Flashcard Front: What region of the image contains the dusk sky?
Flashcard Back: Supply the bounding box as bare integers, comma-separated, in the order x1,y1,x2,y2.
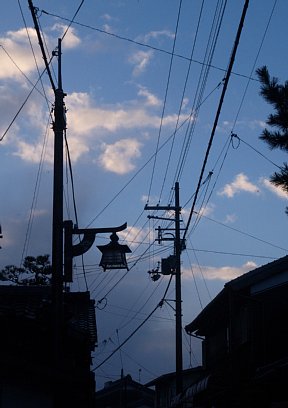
1,0,287,390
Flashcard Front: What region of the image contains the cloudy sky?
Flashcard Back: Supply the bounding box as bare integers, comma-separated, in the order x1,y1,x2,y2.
1,0,288,390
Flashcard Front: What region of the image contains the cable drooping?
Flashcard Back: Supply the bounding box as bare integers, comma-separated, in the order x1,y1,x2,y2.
93,274,173,371
182,0,250,245
61,0,85,42
159,0,205,202
147,0,183,203
41,8,258,82
173,0,227,189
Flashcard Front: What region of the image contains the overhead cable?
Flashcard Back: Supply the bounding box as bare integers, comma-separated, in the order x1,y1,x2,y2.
41,8,258,82
147,0,183,202
182,0,250,244
93,274,173,371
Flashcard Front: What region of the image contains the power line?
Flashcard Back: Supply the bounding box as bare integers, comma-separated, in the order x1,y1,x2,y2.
182,0,250,244
186,247,278,260
159,0,205,201
231,133,282,170
230,0,278,135
61,0,85,41
40,8,259,83
147,0,183,202
194,211,287,252
93,275,173,371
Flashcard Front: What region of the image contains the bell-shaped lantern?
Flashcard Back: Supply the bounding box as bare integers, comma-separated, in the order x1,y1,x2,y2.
97,232,131,271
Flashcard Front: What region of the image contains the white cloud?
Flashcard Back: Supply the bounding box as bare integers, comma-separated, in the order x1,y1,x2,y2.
101,14,113,22
5,88,182,165
50,24,81,49
129,50,154,76
98,138,142,174
218,173,260,198
138,86,161,107
14,138,53,164
0,25,80,82
181,204,215,224
182,97,189,109
67,92,165,134
261,177,288,200
29,209,48,218
119,225,152,249
141,195,160,205
0,28,42,80
182,261,257,282
143,30,175,43
224,213,237,223
197,204,215,218
220,120,266,132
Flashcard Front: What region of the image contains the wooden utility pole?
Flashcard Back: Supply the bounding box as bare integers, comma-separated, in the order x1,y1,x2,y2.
29,3,66,404
145,182,183,395
51,37,66,376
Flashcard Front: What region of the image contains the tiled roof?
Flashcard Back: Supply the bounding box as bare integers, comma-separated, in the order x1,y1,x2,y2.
185,255,288,335
0,286,97,348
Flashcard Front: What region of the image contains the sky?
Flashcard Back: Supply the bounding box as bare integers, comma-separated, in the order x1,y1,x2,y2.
0,0,288,391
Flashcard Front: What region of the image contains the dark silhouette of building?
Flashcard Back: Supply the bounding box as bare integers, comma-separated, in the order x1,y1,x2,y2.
95,374,155,408
146,367,204,408
0,285,96,407
171,255,288,407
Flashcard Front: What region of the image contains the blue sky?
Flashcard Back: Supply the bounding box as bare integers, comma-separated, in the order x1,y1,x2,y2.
1,0,288,390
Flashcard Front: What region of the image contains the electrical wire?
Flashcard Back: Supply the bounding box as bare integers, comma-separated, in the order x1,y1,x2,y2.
20,117,51,266
194,0,279,221
93,274,173,371
61,0,85,41
40,8,258,83
174,0,227,186
0,73,47,142
229,0,278,135
182,0,250,245
0,45,52,104
186,247,278,260
193,211,288,252
159,0,205,201
147,0,183,202
231,134,282,170
64,130,89,291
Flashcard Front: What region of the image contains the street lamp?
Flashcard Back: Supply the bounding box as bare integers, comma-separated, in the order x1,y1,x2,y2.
64,220,131,282
97,232,131,271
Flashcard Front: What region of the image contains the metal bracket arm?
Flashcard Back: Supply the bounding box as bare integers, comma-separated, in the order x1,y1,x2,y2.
63,220,127,282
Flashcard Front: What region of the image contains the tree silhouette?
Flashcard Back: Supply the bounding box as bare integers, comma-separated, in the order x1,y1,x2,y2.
256,66,288,214
0,254,51,285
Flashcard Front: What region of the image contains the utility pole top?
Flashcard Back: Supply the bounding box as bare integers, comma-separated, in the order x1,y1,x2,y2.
144,182,183,395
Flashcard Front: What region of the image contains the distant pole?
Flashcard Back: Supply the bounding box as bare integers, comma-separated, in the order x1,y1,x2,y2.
145,182,183,395
174,182,183,395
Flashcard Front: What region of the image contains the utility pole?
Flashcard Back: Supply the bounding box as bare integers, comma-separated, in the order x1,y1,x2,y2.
29,2,66,404
145,181,183,395
51,37,66,376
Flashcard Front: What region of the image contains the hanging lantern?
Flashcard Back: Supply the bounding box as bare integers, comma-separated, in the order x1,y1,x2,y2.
97,232,131,271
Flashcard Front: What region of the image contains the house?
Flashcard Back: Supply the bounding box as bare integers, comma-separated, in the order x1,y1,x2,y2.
95,373,155,408
0,285,97,407
177,255,288,407
146,367,204,408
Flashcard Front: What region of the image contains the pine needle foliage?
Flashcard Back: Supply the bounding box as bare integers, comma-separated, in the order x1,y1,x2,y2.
256,66,288,213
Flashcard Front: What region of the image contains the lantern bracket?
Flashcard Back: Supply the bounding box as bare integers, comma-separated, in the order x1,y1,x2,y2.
63,220,128,282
